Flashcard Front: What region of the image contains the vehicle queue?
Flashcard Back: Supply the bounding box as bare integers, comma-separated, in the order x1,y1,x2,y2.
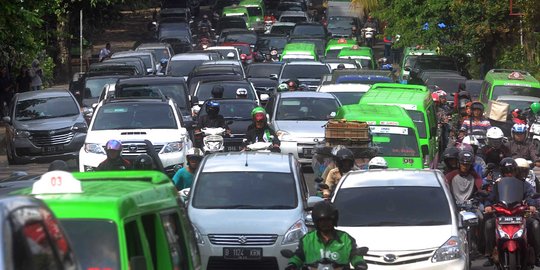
2,0,540,269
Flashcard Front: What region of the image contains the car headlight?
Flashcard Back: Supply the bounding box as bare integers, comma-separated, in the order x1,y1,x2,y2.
531,123,540,135
161,141,184,154
192,224,205,245
71,122,88,132
282,220,308,245
431,236,463,262
15,130,31,138
84,143,106,154
277,130,294,141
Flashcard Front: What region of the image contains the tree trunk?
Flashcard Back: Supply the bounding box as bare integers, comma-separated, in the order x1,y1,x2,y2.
55,11,71,84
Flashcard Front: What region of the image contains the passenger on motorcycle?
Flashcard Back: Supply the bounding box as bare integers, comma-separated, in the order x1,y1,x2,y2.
323,148,358,197
172,148,204,190
516,157,539,190
244,107,280,152
481,127,511,165
97,139,132,171
367,156,388,169
445,150,483,204
461,101,491,133
441,146,460,174
286,201,368,270
506,123,538,161
483,157,540,267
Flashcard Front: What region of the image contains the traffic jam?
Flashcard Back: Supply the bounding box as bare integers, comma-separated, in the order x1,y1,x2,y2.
1,0,540,269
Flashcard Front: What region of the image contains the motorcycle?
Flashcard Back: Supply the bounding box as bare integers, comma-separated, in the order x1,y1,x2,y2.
457,198,481,266
280,247,369,270
179,188,190,207
200,127,227,154
361,27,376,48
263,15,275,33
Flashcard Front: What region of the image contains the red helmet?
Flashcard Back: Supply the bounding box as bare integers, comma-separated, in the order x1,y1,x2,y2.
431,92,440,102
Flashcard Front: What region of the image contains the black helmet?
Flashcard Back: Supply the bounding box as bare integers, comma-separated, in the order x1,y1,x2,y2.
206,100,220,115
500,157,517,176
458,150,474,165
312,201,339,227
211,85,224,99
335,148,354,163
443,147,459,161
471,101,484,112
134,154,154,170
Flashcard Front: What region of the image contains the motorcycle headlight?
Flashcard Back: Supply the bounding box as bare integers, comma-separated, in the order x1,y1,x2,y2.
281,220,308,245
496,224,511,239
431,236,463,262
84,143,106,154
161,141,184,154
277,130,293,141
513,227,525,239
204,135,223,151
192,224,205,245
15,130,31,138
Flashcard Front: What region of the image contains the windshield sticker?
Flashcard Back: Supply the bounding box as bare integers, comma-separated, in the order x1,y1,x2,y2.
370,126,409,135
104,108,128,113
503,82,532,87
379,121,399,126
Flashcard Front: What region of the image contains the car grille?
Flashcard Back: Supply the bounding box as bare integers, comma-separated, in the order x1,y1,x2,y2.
365,249,435,266
30,130,74,146
208,234,278,246
207,256,279,270
120,142,164,155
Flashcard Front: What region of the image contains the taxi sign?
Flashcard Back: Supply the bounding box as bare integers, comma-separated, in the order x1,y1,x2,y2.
370,126,409,135
338,38,347,44
32,171,83,195
508,71,524,80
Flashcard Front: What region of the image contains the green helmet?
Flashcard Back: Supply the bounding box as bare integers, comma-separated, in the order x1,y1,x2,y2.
277,83,288,92
531,102,540,114
251,106,266,117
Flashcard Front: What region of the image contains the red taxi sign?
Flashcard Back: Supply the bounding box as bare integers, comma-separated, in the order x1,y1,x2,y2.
338,38,347,44
32,171,83,195
508,71,524,80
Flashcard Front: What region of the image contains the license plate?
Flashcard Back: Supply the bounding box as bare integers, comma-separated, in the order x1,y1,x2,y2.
226,145,240,152
223,247,262,260
498,216,523,225
302,148,314,157
42,145,64,153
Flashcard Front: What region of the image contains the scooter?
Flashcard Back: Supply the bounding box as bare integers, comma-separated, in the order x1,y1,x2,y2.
280,247,369,270
179,188,190,207
361,27,376,48
200,127,226,154
457,198,481,266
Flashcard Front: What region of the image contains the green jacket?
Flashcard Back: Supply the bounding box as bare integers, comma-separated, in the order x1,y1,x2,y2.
289,230,365,268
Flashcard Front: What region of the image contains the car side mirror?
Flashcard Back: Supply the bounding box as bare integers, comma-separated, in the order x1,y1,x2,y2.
191,96,199,106
91,103,98,109
307,196,324,209
269,74,278,80
404,66,411,72
129,256,147,270
2,116,10,123
260,94,269,102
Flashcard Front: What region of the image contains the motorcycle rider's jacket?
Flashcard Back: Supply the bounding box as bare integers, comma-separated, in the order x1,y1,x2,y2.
288,230,365,268
460,117,491,133
198,19,212,29
245,123,280,145
445,169,483,204
480,145,511,165
197,114,229,130
506,139,538,161
97,157,131,171
484,176,538,207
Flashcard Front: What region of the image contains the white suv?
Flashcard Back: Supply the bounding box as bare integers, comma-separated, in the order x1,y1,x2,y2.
79,97,192,174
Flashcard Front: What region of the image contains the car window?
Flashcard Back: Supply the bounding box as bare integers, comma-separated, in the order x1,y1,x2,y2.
93,103,178,130
15,96,80,121
406,110,427,139
199,101,255,120
270,25,294,35
145,48,171,62
331,92,364,105
281,65,330,80
276,97,338,121
280,16,307,23
192,172,297,209
85,77,119,98
160,212,191,270
370,127,420,157
61,219,120,270
247,65,282,78
125,220,146,267
121,84,188,110
167,60,206,76
492,85,540,101
196,82,255,101
334,186,451,226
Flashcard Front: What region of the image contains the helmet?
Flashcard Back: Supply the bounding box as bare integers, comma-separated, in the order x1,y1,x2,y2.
511,123,528,135
48,160,69,172
435,89,447,98
251,106,266,122
431,92,440,102
515,158,530,180
206,100,220,115
335,148,354,172
211,85,224,98
462,136,479,146
531,102,540,115
368,156,388,169
500,157,517,176
312,201,339,227
470,101,484,112
486,127,504,139
134,154,154,170
287,80,297,89
277,83,288,92
337,63,346,70
442,147,459,170
458,150,474,165
186,148,204,162
105,139,122,151
236,88,248,97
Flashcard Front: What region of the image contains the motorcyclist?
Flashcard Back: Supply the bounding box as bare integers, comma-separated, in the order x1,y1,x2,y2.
445,150,483,204
197,100,230,131
367,156,388,169
506,123,538,161
441,146,460,174
461,101,491,134
363,16,377,30
481,127,511,165
286,201,368,270
97,139,131,171
516,157,538,190
461,136,487,177
133,154,154,170
197,14,212,31
323,148,358,197
172,148,204,190
244,107,280,152
483,157,540,267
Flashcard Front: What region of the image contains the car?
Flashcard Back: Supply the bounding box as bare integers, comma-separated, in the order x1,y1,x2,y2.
267,91,341,163
321,69,395,85
86,62,141,77
409,55,466,81
422,72,467,94
158,22,194,54
167,52,221,80
221,42,255,64
466,79,483,100
193,80,260,106
188,64,246,93
256,34,289,56
3,90,87,165
321,58,361,70
289,22,327,39
278,11,309,23
316,83,369,105
277,2,307,15
103,56,147,75
338,46,376,69
246,62,283,96
0,195,80,269
77,74,129,109
218,29,258,48
135,42,174,63
200,60,247,77
399,47,437,82
288,37,327,58
281,42,318,61
327,16,361,39
325,38,357,58
268,22,296,35
331,169,472,269
78,97,192,174
278,61,331,91
479,69,540,105
188,152,321,270
111,50,158,75
206,46,241,60
159,7,191,23
215,17,249,35
239,0,265,31
221,6,251,29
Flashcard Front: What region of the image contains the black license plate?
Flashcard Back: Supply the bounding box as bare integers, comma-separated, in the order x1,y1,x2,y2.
498,216,523,225
42,145,64,153
223,247,262,260
226,145,240,152
302,148,314,157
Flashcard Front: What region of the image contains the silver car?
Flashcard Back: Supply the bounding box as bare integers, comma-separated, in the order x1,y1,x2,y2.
188,152,321,270
267,91,341,164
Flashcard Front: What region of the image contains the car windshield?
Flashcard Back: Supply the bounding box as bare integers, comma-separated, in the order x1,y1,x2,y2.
330,92,365,105
93,103,178,130
143,48,170,61
370,126,420,157
257,37,288,50
406,110,427,138
327,19,353,30
415,58,457,71
281,65,330,80
280,16,307,23
247,65,282,78
224,33,257,45
292,26,325,36
197,82,255,100
290,39,325,55
85,77,119,98
121,84,188,109
270,25,294,35
326,49,342,58
158,24,189,39
15,96,79,121
199,101,255,120
276,97,339,120
492,85,540,100
61,219,120,270
334,186,451,226
167,60,206,76
192,172,297,209
246,6,262,16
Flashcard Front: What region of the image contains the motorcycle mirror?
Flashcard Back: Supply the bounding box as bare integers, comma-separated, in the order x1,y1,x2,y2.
354,247,369,256
280,249,295,258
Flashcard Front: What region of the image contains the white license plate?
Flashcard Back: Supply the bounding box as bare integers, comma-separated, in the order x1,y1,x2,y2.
223,247,262,260
498,216,523,225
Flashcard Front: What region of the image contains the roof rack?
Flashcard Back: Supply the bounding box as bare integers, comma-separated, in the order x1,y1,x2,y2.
489,69,531,76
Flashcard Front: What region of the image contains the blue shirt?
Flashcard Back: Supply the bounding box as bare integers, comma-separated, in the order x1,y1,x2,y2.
172,167,194,190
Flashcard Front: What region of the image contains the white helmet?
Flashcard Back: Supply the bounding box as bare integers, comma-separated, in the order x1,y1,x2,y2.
462,135,479,146
368,156,388,169
515,158,530,168
486,127,504,139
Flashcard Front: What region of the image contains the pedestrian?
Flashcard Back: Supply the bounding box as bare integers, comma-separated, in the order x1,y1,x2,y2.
383,35,392,60
0,66,14,117
29,59,43,91
99,42,112,62
15,65,31,93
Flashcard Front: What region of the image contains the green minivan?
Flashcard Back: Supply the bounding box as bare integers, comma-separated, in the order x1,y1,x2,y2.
281,42,318,61
17,170,201,270
479,69,540,105
239,0,265,31
338,46,376,69
334,104,424,169
359,83,438,167
222,6,251,29
324,38,356,58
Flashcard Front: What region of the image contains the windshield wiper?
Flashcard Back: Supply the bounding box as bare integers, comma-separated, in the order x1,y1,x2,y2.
220,204,260,209
263,205,294,209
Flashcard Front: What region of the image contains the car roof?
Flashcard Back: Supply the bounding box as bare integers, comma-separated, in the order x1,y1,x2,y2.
496,95,540,102
339,169,443,188
116,76,186,85
284,61,326,66
202,152,292,173
136,42,172,49
16,89,73,101
171,53,212,60
485,69,540,86
279,91,336,99
272,22,296,26
201,60,242,66
206,46,239,51
336,104,416,127
113,51,153,57
280,11,307,16
318,84,370,92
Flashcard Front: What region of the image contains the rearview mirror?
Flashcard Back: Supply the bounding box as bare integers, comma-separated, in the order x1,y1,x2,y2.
269,74,278,80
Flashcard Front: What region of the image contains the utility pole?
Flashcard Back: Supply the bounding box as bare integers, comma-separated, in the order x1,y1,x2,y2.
80,9,83,73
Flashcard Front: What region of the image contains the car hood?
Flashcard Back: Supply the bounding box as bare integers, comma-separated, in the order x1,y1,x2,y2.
338,225,454,251
15,115,83,131
274,120,326,138
190,209,302,235
85,129,187,144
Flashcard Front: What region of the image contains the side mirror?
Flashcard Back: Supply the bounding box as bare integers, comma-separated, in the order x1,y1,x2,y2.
269,74,278,80
2,116,10,123
82,107,93,116
91,103,98,109
260,94,269,102
307,196,324,209
460,211,478,228
129,256,147,270
404,66,411,72
280,249,295,258
191,96,199,106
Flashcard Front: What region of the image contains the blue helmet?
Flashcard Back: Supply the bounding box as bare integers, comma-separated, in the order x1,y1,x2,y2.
206,100,220,115
512,123,527,134
105,139,122,151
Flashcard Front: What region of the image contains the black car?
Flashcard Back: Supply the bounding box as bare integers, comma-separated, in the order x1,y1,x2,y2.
2,90,87,164
78,74,129,108
187,64,245,93
256,34,288,56
289,22,327,39
216,17,248,35
218,29,258,48
327,16,362,38
158,22,194,53
246,62,282,96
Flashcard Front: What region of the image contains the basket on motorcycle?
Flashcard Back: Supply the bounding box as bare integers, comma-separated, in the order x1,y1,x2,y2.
324,119,370,146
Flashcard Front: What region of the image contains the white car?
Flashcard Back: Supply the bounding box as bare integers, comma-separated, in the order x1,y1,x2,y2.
317,83,370,105
331,169,473,270
79,97,192,174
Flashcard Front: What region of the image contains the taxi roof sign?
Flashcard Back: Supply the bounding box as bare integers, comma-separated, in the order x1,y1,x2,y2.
508,71,525,80
338,38,347,44
32,171,83,195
